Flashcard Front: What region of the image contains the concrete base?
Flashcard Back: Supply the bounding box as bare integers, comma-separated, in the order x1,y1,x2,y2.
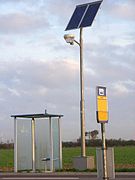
73,156,95,170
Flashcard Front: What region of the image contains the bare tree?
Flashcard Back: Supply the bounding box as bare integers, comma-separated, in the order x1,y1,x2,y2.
85,130,99,140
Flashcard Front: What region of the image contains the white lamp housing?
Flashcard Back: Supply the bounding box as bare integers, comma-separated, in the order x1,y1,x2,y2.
64,34,75,45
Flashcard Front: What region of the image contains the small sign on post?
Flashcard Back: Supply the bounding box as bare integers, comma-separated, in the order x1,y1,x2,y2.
96,86,108,180
96,86,108,123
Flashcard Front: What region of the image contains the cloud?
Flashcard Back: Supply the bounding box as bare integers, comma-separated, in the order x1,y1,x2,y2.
85,40,135,85
0,59,80,140
0,0,135,141
113,1,135,20
8,88,21,97
0,58,79,93
0,0,39,6
110,80,135,96
0,12,49,34
0,37,14,46
103,0,135,21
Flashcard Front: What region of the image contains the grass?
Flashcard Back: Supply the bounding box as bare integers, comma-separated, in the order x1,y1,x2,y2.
62,146,135,170
114,146,135,164
62,147,96,169
0,146,135,171
114,146,135,170
0,149,14,171
0,149,14,167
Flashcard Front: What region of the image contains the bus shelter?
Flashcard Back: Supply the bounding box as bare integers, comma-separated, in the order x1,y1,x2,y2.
11,111,63,172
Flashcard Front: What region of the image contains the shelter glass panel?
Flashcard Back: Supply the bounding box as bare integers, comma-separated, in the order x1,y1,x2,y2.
17,119,32,170
52,118,60,169
35,119,50,170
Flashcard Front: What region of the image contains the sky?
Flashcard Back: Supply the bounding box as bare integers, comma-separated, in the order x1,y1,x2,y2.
0,0,135,142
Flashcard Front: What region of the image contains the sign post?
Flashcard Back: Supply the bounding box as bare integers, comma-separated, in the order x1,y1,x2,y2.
96,86,108,180
101,123,108,180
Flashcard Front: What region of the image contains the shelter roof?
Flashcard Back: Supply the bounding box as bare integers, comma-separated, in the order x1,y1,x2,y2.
11,111,63,119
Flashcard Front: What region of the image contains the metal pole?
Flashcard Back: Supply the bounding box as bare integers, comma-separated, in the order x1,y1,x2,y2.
14,117,17,172
32,118,36,172
49,117,54,171
80,27,86,157
101,123,108,180
58,117,62,169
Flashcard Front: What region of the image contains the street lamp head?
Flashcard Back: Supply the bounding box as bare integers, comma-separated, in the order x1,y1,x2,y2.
64,34,75,45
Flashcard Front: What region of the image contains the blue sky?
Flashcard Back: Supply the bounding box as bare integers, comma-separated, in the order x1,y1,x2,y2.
0,0,135,141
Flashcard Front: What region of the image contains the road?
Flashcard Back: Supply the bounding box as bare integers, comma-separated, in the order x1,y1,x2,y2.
0,173,135,180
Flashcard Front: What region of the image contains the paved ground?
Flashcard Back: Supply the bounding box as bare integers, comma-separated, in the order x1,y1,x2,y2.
0,172,135,180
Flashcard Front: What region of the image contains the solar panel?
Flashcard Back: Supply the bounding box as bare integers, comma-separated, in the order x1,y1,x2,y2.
65,4,88,31
65,1,102,31
80,1,102,28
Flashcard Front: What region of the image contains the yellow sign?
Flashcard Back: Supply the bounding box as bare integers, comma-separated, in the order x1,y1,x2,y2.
96,86,108,123
97,97,108,112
